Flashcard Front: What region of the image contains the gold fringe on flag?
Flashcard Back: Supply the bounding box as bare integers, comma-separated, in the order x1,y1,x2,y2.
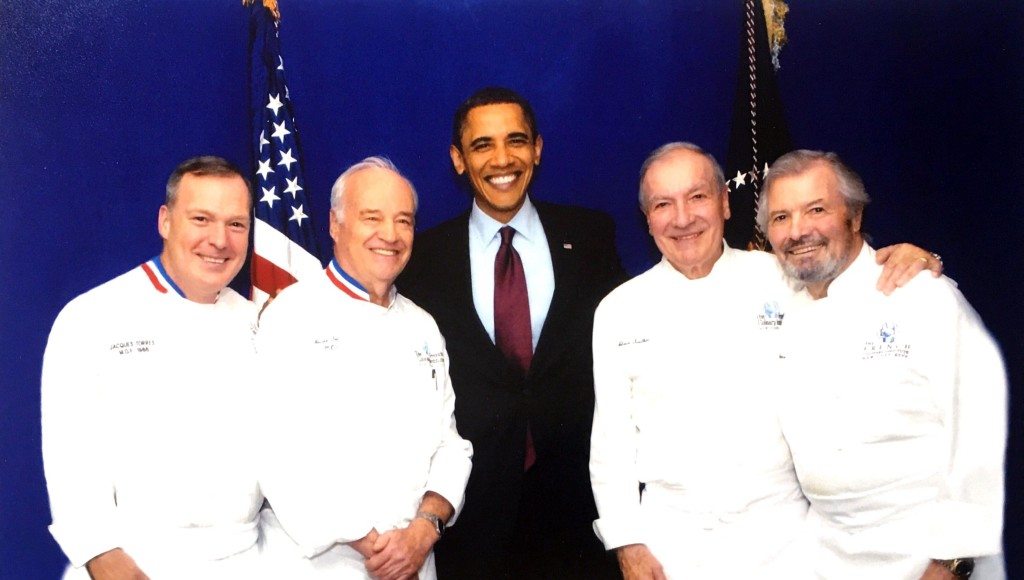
761,0,788,70
242,0,281,22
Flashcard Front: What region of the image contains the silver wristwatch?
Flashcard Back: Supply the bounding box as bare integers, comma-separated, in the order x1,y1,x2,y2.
416,511,446,539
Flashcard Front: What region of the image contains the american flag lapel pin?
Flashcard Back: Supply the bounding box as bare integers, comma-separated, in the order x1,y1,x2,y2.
563,242,573,250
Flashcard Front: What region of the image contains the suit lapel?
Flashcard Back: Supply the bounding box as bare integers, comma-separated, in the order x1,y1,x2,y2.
530,203,579,377
446,212,519,381
447,213,492,343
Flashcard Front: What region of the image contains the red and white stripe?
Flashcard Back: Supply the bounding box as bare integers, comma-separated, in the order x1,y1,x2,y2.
251,218,323,306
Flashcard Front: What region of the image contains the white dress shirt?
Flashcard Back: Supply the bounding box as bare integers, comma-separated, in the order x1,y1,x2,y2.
468,195,554,350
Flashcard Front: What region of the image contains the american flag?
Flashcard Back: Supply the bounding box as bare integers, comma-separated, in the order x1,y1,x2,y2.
248,1,323,305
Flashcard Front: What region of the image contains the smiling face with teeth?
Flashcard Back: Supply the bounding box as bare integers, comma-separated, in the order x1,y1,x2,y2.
765,161,863,298
450,103,543,224
157,173,251,304
330,166,416,306
641,148,731,279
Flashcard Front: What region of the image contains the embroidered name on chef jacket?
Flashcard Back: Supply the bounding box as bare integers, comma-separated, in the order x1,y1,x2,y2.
416,349,446,366
109,339,157,356
616,337,650,347
413,346,446,391
415,346,446,390
313,336,342,351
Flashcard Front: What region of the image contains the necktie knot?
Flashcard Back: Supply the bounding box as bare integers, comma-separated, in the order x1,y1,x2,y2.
499,225,516,247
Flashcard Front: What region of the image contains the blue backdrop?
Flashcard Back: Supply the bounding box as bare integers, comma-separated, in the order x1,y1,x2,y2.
2,1,1021,577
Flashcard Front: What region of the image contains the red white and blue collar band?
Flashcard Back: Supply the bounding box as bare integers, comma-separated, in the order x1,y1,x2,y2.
325,258,370,302
141,257,186,298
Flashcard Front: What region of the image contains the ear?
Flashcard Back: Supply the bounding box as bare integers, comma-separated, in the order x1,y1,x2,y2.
533,134,544,165
642,201,654,232
721,186,731,221
328,210,342,244
449,145,466,175
851,207,863,233
157,205,171,240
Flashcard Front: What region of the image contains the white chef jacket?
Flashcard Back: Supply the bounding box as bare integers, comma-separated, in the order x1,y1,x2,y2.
41,258,264,579
590,245,811,579
256,259,473,579
776,243,1006,579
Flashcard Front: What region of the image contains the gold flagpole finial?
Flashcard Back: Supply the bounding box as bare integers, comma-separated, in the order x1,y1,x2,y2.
242,0,281,22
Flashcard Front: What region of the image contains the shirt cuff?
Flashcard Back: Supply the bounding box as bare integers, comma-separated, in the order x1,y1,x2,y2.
592,511,646,551
49,520,120,569
923,500,1003,559
423,477,467,526
423,447,472,525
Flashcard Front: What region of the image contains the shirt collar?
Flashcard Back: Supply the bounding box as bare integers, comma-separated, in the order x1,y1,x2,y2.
656,239,735,280
142,256,187,299
818,240,873,300
325,257,370,301
325,257,397,307
469,194,543,248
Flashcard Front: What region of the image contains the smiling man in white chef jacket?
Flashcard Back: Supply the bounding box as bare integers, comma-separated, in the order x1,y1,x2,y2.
257,156,473,580
759,149,1006,580
589,142,944,580
41,156,265,579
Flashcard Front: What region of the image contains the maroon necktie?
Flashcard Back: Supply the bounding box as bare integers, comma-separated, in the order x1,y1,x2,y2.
494,226,536,470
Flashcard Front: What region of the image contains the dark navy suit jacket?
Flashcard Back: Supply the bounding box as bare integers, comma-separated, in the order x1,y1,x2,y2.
398,198,626,579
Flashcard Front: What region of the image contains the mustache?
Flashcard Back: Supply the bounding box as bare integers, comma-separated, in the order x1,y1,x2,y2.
781,234,827,253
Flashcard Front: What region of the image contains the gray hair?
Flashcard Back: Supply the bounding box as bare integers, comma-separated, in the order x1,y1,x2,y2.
166,156,249,208
330,156,419,221
757,149,870,233
637,142,726,211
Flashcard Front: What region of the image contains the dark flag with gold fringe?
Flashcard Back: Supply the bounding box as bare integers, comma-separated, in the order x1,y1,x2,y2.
245,0,324,307
724,0,793,251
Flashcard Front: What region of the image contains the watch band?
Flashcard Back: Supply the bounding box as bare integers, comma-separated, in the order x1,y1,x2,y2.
415,511,446,539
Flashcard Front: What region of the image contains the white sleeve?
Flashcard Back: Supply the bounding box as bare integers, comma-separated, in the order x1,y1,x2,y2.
41,302,121,567
589,298,645,550
423,339,473,525
924,286,1006,559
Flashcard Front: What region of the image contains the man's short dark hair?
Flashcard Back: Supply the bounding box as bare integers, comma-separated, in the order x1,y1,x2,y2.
451,86,539,150
165,156,250,208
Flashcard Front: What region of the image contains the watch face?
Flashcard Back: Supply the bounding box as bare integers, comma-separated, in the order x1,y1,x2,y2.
950,558,974,578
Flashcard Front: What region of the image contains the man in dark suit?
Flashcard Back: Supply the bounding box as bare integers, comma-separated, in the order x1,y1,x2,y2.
398,87,626,579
